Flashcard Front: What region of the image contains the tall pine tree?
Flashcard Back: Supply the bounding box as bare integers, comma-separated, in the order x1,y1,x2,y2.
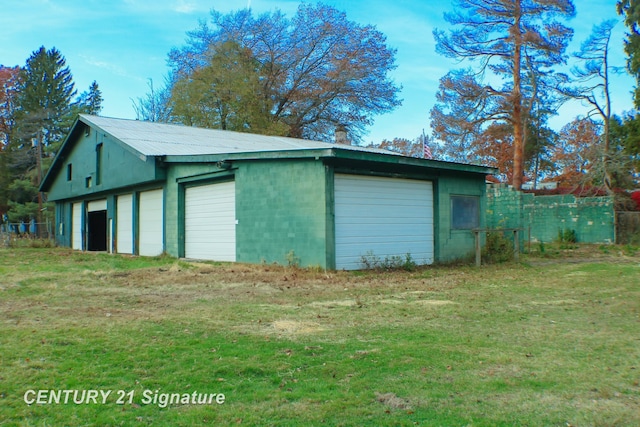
431,0,575,189
8,47,76,223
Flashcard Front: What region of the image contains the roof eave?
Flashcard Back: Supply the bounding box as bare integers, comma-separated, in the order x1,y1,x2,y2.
163,146,497,175
331,148,497,175
163,148,336,163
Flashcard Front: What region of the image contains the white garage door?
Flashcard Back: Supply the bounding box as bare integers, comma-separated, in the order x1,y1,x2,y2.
139,189,164,256
334,174,434,270
185,181,236,261
87,199,107,212
72,202,83,250
116,194,133,254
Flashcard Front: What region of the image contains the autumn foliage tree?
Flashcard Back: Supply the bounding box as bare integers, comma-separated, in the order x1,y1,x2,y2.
167,4,401,142
431,0,575,189
473,123,516,183
0,65,22,212
0,66,21,147
374,133,437,159
171,40,287,135
552,118,601,188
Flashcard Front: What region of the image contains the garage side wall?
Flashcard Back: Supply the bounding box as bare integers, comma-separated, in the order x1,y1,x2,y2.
435,174,487,262
235,159,328,268
46,130,161,202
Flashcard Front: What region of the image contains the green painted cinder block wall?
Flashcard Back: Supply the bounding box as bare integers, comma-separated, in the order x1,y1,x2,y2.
486,185,615,244
164,162,232,258
163,159,330,267
46,130,161,202
525,195,615,243
235,159,329,268
434,174,487,262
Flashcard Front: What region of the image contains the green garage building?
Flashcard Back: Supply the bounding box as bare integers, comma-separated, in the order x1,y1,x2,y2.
40,115,494,270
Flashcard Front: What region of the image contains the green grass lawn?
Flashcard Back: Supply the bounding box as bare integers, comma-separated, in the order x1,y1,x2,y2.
1,247,639,426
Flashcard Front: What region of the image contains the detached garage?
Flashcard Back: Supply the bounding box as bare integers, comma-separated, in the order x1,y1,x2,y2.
41,115,494,270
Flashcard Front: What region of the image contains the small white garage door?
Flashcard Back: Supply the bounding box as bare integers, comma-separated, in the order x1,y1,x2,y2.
185,181,236,261
72,202,83,250
334,174,434,270
139,189,164,256
116,194,133,254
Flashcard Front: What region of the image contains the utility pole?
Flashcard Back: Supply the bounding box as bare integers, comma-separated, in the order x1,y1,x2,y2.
35,129,43,237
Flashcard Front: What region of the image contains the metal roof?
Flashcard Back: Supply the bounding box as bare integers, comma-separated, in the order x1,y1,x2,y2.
80,114,399,157
40,114,497,193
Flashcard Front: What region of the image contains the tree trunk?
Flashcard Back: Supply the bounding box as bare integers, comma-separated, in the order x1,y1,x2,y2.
512,0,524,190
36,129,43,237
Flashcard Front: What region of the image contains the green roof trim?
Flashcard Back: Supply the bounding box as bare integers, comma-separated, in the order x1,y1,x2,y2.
164,148,496,175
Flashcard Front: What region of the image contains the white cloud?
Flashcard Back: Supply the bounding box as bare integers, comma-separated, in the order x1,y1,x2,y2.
174,0,197,13
79,55,132,78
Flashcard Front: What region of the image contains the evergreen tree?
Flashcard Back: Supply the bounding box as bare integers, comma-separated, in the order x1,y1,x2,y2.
76,81,103,115
617,0,640,107
9,47,77,223
16,47,76,147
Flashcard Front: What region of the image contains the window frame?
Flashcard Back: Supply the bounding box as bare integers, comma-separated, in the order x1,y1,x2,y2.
450,195,480,230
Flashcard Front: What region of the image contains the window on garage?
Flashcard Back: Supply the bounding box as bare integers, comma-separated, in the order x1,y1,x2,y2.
451,195,479,229
96,143,103,185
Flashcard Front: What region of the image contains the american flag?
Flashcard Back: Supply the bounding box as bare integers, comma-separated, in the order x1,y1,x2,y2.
422,131,432,159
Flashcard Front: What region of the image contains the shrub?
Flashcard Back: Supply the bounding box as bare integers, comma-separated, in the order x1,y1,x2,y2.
556,228,578,249
285,250,300,268
482,231,514,263
360,251,417,271
557,228,577,244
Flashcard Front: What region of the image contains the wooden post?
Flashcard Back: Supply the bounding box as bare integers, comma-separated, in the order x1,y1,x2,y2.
514,229,520,262
475,230,481,266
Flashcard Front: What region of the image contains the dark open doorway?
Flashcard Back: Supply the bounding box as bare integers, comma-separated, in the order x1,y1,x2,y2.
88,210,107,251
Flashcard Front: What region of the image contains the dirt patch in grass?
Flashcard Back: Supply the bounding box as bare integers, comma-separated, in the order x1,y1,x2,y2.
375,392,412,410
270,320,325,335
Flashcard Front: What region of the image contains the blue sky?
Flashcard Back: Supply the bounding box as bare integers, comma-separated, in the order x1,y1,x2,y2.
0,0,635,145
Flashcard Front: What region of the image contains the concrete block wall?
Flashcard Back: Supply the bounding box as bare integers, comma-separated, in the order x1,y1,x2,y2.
487,184,615,244
525,195,614,243
235,159,329,268
486,184,525,230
